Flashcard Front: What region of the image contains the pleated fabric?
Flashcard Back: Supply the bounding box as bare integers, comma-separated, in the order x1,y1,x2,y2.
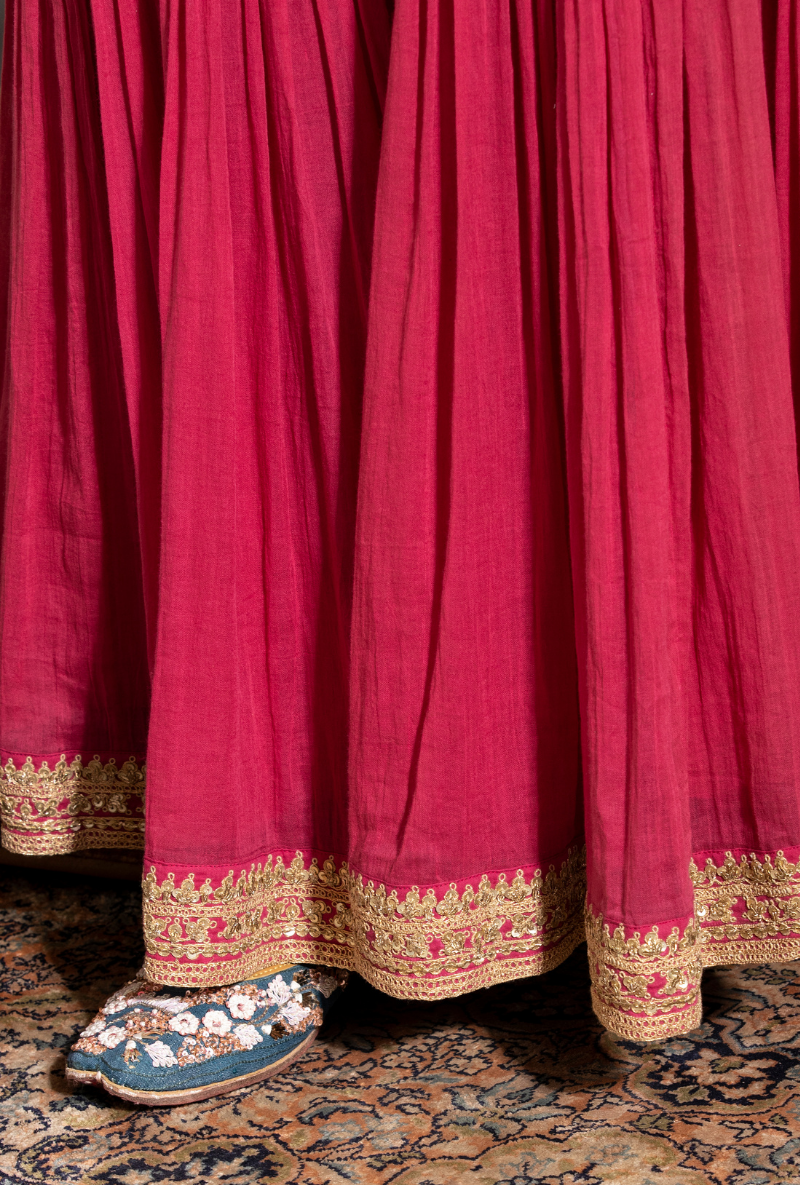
3,0,800,1039
558,0,800,1036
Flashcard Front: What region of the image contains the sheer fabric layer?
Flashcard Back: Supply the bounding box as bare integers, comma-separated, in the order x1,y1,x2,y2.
3,0,800,1040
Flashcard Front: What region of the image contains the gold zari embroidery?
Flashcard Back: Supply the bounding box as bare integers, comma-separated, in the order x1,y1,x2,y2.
142,848,587,998
7,748,800,1039
0,754,146,854
691,849,800,951
586,849,800,1042
141,846,800,1025
585,907,704,1041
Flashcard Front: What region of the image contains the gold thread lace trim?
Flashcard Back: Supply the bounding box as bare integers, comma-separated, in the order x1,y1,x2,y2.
691,849,800,952
141,846,800,1019
73,832,800,1032
586,849,800,1041
0,754,146,855
585,906,704,1040
141,848,587,996
591,990,703,1042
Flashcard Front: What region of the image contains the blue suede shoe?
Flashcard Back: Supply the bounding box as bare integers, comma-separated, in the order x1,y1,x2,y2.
65,965,348,1105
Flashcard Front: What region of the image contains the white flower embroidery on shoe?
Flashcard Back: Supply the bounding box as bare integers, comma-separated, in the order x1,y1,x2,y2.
102,988,141,1016
227,992,257,1020
266,977,292,1007
147,1040,178,1067
71,967,344,1073
202,1010,232,1036
169,1012,200,1035
280,999,311,1028
81,1017,107,1038
97,1026,127,1049
101,981,196,1018
233,1024,263,1049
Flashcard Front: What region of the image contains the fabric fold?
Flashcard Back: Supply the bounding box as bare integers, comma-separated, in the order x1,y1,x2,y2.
4,0,800,1039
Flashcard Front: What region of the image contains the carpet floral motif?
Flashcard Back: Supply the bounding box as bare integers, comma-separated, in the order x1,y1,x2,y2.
2,869,800,1183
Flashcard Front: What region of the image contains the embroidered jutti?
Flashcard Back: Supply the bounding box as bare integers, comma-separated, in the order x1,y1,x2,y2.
3,0,800,1042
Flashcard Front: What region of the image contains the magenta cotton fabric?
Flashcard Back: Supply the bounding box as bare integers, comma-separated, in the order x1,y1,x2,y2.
3,0,800,1038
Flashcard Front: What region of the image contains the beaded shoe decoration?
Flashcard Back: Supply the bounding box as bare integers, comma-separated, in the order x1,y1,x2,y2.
65,964,349,1105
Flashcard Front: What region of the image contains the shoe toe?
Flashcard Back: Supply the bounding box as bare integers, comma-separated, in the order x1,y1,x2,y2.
65,964,348,1104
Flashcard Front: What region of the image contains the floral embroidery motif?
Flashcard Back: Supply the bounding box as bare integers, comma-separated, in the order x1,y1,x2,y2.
233,1024,262,1049
170,1012,199,1035
71,967,343,1069
691,850,800,958
202,1010,232,1036
43,794,800,1045
227,993,256,1019
0,754,145,854
586,850,800,1041
585,908,704,1041
97,1026,127,1049
141,848,588,999
147,1041,178,1067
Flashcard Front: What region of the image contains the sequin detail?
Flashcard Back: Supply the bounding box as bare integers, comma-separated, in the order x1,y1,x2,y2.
71,967,343,1068
0,754,145,854
587,850,800,1040
141,848,587,998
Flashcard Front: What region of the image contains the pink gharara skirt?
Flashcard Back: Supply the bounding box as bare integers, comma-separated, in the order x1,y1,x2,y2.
3,0,800,1040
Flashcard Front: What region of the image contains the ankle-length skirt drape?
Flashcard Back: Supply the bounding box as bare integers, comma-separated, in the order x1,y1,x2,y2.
3,0,800,1041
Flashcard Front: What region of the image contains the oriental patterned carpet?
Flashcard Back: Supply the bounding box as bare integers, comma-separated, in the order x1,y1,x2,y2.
2,870,800,1184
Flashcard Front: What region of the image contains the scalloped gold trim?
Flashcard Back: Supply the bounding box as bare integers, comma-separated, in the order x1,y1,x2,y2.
691,849,800,946
591,988,703,1042
0,754,146,854
11,761,797,1036
585,907,704,1041
586,849,800,1041
141,848,588,996
141,846,800,1021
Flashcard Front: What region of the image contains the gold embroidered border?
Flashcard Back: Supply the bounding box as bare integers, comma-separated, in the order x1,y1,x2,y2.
138,843,800,1030
587,849,800,1041
141,848,587,997
0,755,146,855
691,849,800,956
585,907,704,1042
